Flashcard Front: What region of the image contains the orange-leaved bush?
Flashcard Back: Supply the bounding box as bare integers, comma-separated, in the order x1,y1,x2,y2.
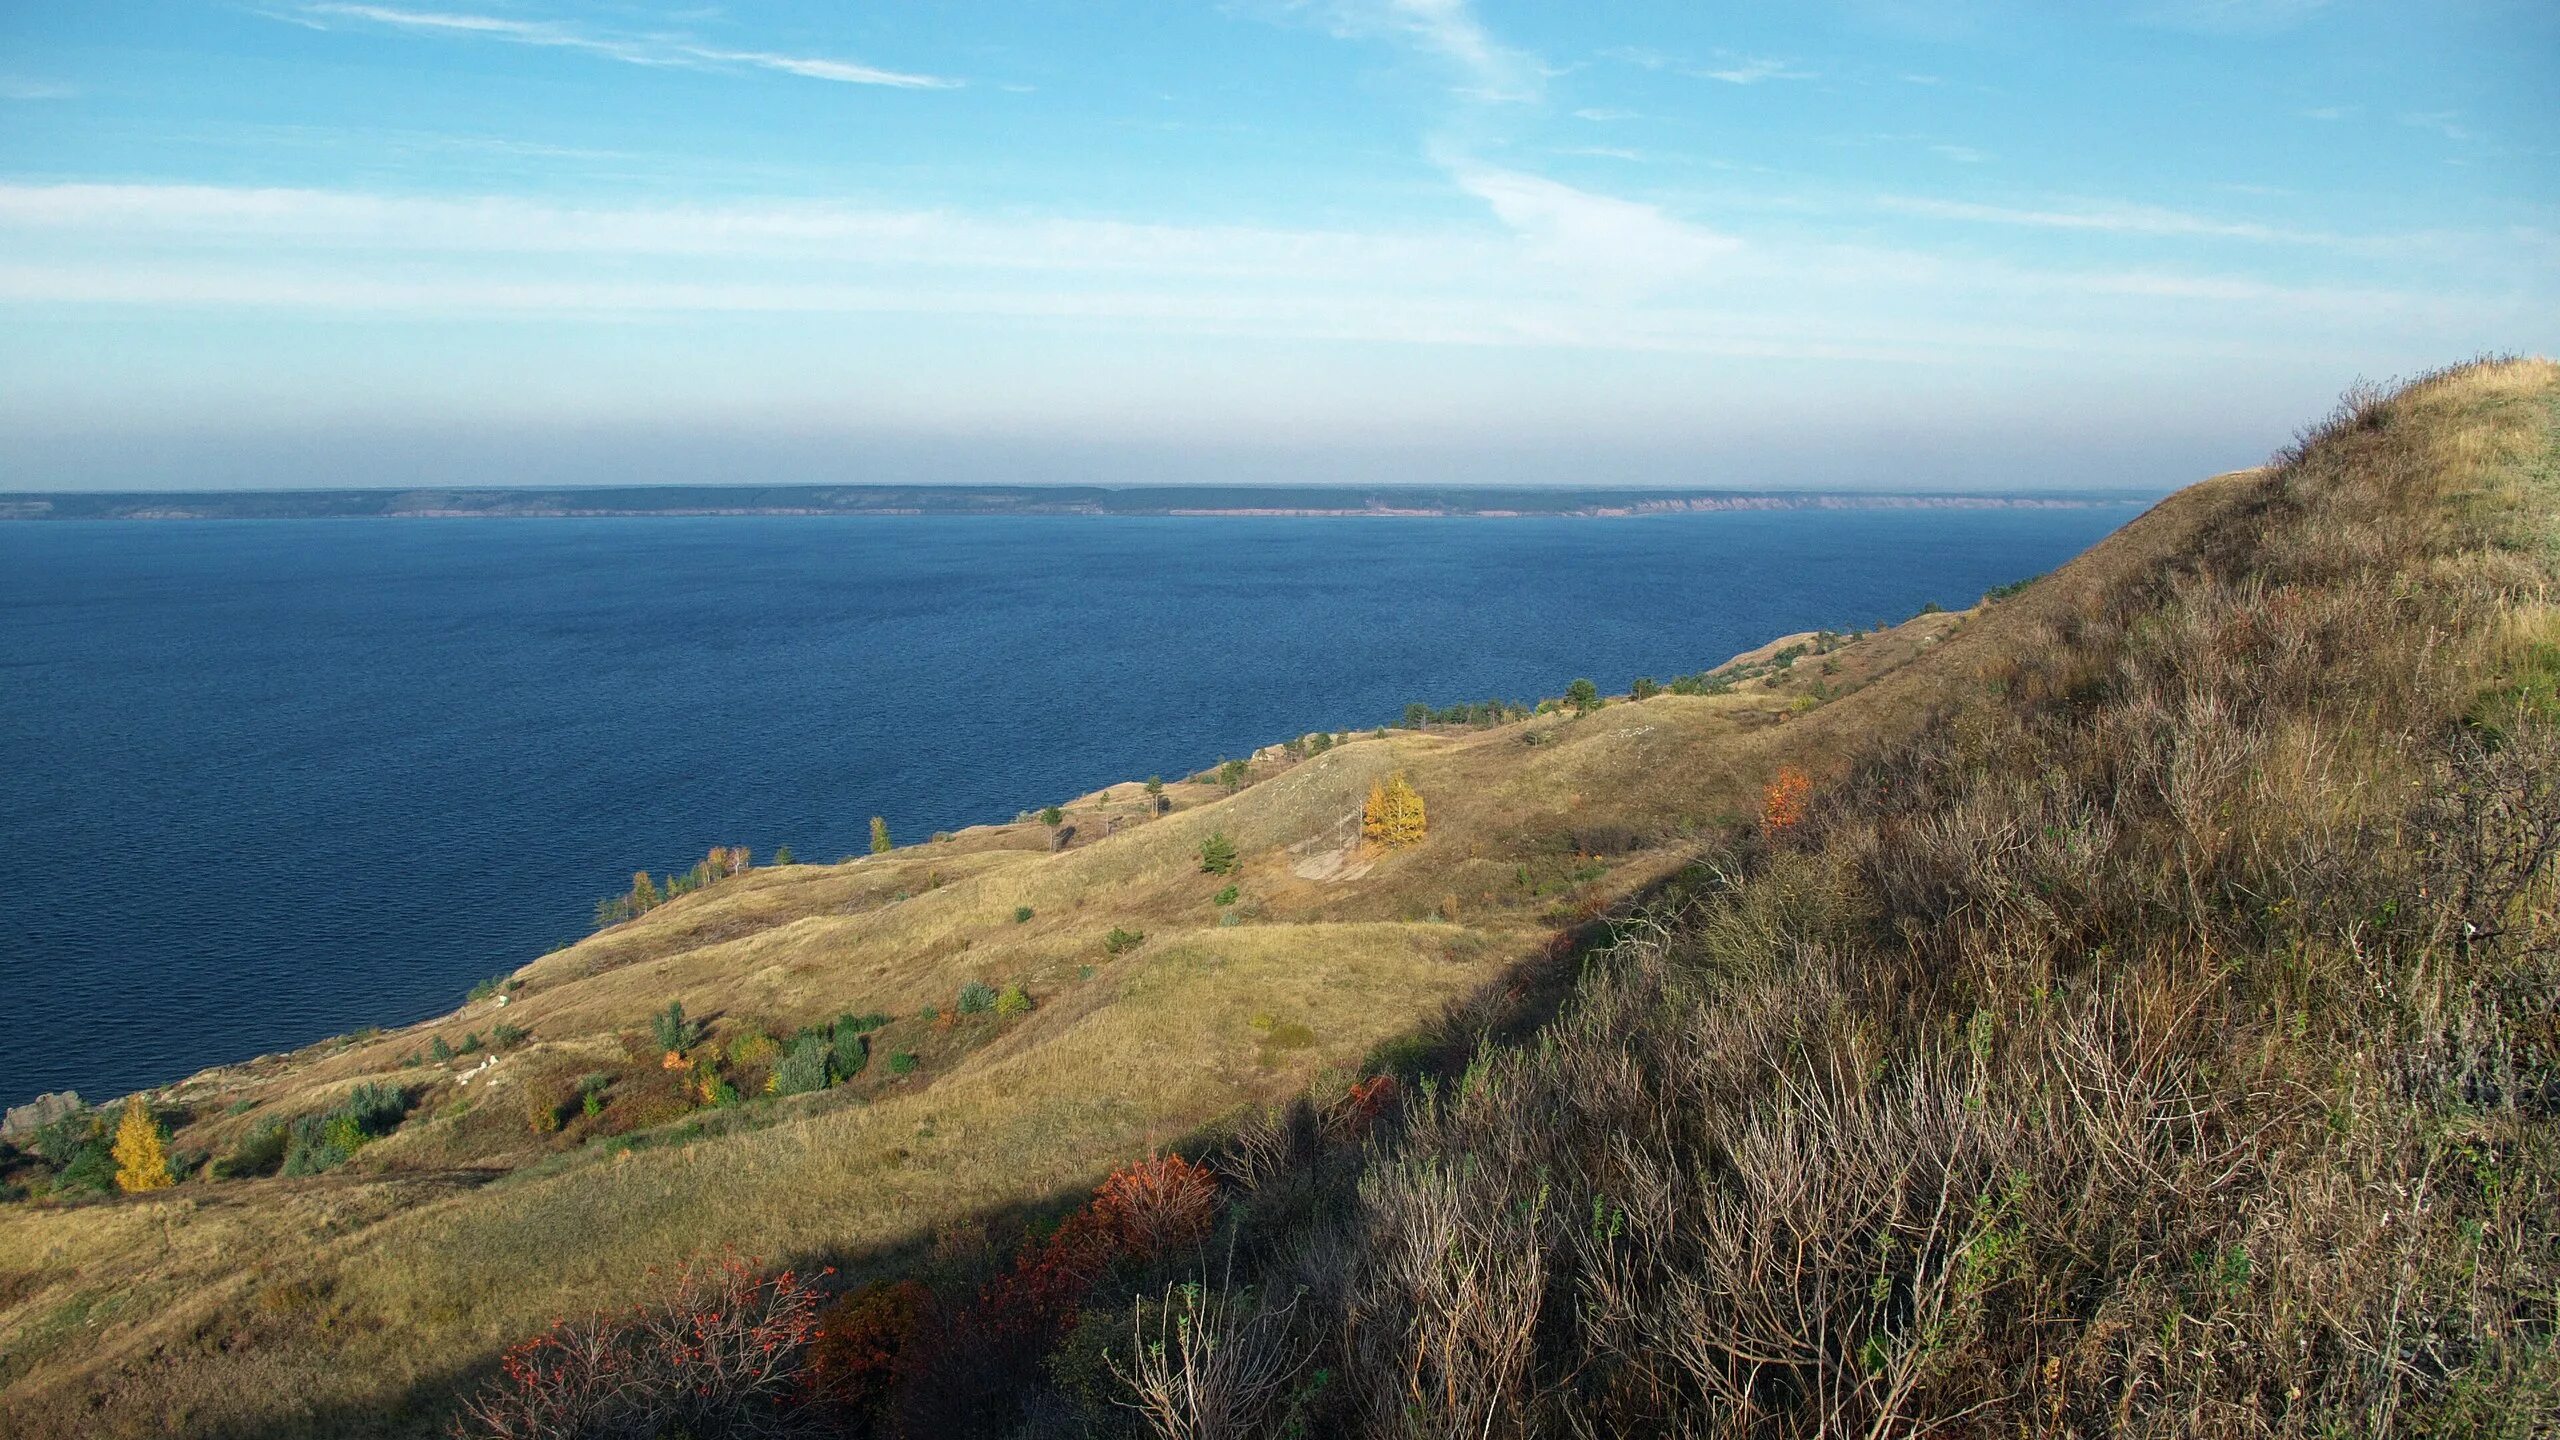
1761,763,1812,835
1093,1152,1220,1260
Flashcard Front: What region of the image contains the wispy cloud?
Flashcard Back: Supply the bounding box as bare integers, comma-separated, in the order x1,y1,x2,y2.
2401,110,2475,142
1440,159,1741,286
0,77,80,101
1573,107,1636,121
1929,144,1990,164
0,180,2518,371
2299,105,2353,121
2134,0,2334,35
294,4,960,88
1293,0,1543,101
1603,47,1815,85
1883,194,2327,243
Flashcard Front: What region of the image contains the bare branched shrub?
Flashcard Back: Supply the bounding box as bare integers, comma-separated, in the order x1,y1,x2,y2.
1113,1284,1305,1440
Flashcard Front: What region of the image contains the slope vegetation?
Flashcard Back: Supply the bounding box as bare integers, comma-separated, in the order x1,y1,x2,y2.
1141,358,2560,1437
5,358,2552,1439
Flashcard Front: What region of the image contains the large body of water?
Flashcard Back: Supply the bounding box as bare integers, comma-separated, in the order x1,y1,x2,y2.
0,506,2142,1106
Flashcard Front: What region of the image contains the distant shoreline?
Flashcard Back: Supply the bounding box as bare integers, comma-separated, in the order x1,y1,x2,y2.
0,484,2157,522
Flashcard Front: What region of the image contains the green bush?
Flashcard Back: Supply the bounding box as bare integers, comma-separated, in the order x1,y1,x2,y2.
995,984,1033,1018
1213,884,1240,907
957,981,997,1015
281,1083,410,1176
649,1001,700,1054
429,1036,452,1062
28,1109,113,1195
1014,905,1035,923
466,975,507,1003
492,1021,529,1049
217,1118,290,1179
772,1034,833,1096
834,1011,891,1038
1198,832,1239,875
1566,678,1600,713
834,1031,871,1078
1104,927,1146,955
887,1052,920,1077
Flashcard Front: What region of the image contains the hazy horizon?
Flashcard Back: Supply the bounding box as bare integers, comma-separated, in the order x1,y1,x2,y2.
2,1,2551,492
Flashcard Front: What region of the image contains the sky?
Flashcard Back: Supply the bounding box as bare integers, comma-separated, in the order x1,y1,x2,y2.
0,1,2551,492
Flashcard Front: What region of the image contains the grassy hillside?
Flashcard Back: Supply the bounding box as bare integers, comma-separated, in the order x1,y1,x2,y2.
3,357,2553,1438
0,502,1973,1434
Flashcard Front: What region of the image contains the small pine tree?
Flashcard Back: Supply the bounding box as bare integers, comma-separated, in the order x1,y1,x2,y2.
1041,806,1064,828
1362,772,1427,848
112,1098,174,1192
1218,758,1249,790
870,816,892,854
773,845,794,866
631,870,661,911
1198,832,1239,875
1632,676,1661,700
1566,679,1601,714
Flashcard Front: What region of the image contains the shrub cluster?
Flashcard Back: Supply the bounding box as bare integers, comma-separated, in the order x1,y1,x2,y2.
594,846,753,928
279,1083,409,1176
454,1251,827,1439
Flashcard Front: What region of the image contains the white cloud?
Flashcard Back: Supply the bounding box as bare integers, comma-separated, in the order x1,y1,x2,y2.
2298,105,2353,121
2401,111,2475,142
1929,144,1990,164
1881,195,2332,243
0,180,2522,371
296,4,959,88
1602,47,1813,84
0,77,80,100
1441,160,1741,285
1696,57,1815,85
1573,107,1636,121
1299,0,1542,101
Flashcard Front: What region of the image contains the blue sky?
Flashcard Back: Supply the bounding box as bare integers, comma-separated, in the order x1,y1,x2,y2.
0,1,2550,491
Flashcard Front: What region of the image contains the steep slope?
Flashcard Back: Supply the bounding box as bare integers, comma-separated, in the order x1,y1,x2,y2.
1126,359,2560,1437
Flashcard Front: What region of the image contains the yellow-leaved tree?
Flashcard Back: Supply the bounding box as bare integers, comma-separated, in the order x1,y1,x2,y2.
1363,772,1427,848
113,1097,174,1193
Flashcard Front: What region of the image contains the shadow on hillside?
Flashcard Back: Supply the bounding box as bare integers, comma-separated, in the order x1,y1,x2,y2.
394,858,1719,1438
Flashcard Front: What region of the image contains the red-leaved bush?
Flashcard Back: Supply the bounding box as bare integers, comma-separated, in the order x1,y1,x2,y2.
1332,1073,1399,1139
452,1251,827,1440
1091,1153,1218,1260
807,1278,930,1416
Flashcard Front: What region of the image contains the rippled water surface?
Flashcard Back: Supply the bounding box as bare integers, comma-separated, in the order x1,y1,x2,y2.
0,506,2142,1104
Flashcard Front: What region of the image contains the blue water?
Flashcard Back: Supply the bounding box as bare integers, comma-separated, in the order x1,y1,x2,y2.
0,506,2141,1105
